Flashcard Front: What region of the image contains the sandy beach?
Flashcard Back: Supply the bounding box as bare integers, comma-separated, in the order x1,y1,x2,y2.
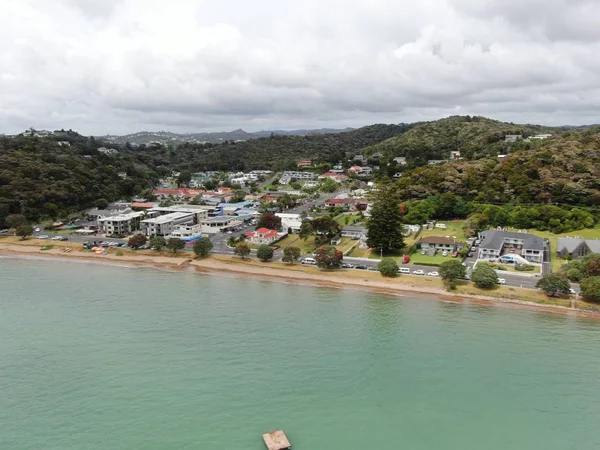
1,239,599,319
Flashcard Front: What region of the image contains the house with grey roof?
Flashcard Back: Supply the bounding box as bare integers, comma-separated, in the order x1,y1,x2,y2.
556,238,600,259
477,230,545,264
341,225,367,239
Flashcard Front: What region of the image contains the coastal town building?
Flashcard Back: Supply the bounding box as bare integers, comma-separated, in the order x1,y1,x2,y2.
417,236,464,255
393,157,407,165
168,223,204,242
505,135,523,143
276,213,304,233
201,216,242,234
341,226,367,239
477,230,545,264
556,237,600,259
98,211,145,235
245,228,279,245
141,212,194,237
296,159,312,167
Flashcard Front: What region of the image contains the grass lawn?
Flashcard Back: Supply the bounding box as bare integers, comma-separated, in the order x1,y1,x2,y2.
336,237,356,254
409,252,454,266
491,264,541,274
404,220,468,247
334,213,364,227
347,246,372,258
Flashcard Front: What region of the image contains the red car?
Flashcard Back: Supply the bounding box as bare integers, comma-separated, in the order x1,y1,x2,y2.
402,255,410,264
451,251,459,258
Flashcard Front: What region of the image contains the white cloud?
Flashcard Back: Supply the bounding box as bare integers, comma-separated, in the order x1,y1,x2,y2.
0,0,599,134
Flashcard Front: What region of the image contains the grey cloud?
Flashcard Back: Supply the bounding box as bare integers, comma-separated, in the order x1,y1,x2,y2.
0,0,599,135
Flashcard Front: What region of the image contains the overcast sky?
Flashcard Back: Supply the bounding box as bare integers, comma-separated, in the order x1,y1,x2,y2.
1,0,599,135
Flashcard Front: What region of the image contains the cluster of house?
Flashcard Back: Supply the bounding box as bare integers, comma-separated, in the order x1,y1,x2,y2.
187,170,273,188
505,134,552,143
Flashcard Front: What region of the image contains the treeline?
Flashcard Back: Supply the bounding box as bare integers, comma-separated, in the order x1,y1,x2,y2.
395,128,600,206
0,134,159,225
131,124,411,172
402,193,596,234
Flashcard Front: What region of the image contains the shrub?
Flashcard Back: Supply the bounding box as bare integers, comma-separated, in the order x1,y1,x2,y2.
439,260,466,281
234,243,251,259
193,237,213,257
581,277,600,303
536,273,571,297
256,245,274,262
314,246,343,269
471,264,498,289
282,246,301,264
378,258,399,277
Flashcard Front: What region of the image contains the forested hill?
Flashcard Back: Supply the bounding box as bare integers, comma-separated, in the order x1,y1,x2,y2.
395,128,600,206
143,123,412,172
0,133,159,223
363,115,557,162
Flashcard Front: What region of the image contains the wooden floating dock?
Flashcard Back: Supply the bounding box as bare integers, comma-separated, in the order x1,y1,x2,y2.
262,430,291,450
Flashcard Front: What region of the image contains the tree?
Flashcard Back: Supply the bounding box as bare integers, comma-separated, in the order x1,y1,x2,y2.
583,254,600,278
378,258,399,277
471,264,498,289
94,198,109,209
15,224,33,240
314,246,343,269
320,177,337,193
128,234,147,249
439,259,466,282
581,277,600,302
366,184,404,253
256,213,282,231
311,215,341,244
256,244,274,262
276,193,294,211
230,190,246,203
177,170,192,186
282,246,301,264
166,238,185,253
6,214,28,229
536,273,571,297
562,260,585,282
193,237,213,257
299,219,314,241
149,236,166,251
234,242,251,259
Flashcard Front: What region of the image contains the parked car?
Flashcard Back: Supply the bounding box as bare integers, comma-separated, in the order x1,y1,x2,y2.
468,252,474,257
354,265,368,270
569,288,578,295
412,270,425,275
34,228,41,232
367,266,378,271
427,271,439,277
442,251,448,257
497,278,506,285
36,235,49,239
301,257,317,265
342,263,354,269
402,255,410,264
51,235,63,240
398,267,411,274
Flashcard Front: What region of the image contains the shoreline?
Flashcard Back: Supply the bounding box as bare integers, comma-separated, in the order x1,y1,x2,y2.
1,241,599,320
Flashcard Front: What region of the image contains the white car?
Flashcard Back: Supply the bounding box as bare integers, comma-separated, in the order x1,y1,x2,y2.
34,227,41,232
497,278,506,285
36,235,49,239
569,288,578,295
412,270,425,275
442,251,448,257
427,271,439,277
51,235,63,240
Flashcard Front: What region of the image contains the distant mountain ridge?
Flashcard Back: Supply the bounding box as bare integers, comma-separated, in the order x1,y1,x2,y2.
100,127,355,145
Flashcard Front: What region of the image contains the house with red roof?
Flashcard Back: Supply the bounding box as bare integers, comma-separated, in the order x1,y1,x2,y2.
245,228,279,245
319,172,348,182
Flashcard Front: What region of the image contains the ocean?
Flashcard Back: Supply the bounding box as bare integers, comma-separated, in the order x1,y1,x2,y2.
1,258,599,449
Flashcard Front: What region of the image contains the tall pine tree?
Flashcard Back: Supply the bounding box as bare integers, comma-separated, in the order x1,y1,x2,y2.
366,183,404,253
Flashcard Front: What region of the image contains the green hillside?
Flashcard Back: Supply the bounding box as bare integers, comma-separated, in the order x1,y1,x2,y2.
363,115,554,163
395,128,600,206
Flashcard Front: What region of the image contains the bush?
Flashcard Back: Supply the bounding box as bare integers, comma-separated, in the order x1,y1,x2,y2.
128,233,147,249
515,263,535,272
282,246,301,264
562,260,585,282
448,280,457,290
536,273,571,297
193,237,213,257
378,258,399,277
234,243,251,259
256,245,274,262
471,264,498,289
439,260,466,281
314,246,343,269
581,277,600,303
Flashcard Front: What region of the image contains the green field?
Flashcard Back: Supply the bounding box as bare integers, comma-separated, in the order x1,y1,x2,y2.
404,220,468,247
335,213,364,227
409,252,455,266
276,234,357,255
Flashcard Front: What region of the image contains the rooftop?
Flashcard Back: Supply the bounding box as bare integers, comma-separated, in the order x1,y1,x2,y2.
479,230,545,251
557,237,600,254
142,212,193,224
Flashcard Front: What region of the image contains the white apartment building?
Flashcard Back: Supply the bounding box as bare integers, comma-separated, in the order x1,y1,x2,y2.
141,212,194,237
169,223,204,241
98,211,145,235
276,213,304,233
281,171,316,180
149,206,209,224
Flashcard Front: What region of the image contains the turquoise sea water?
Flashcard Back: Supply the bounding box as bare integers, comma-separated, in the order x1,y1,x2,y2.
1,258,600,450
